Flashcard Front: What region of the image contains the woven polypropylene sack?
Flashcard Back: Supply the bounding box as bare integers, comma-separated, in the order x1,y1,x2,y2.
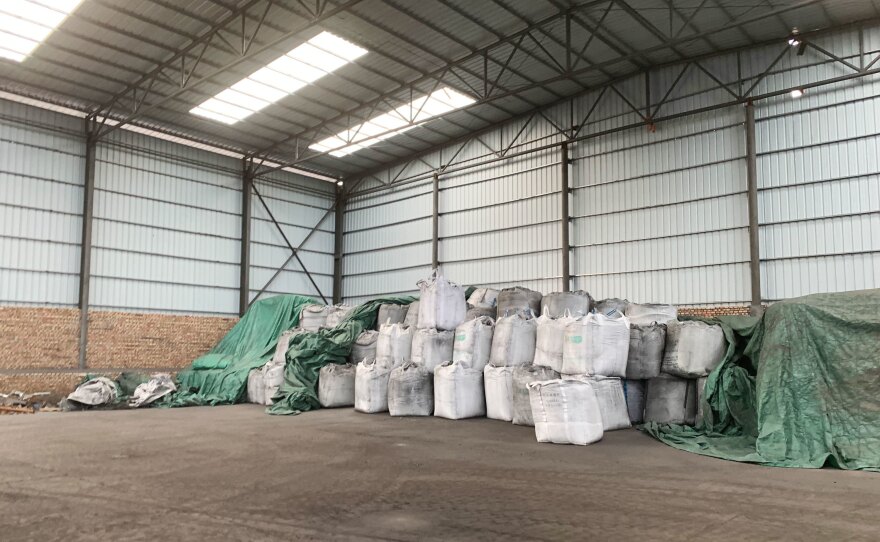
626,323,666,379
376,304,409,330
489,313,537,367
376,322,413,368
561,312,630,376
572,375,630,430
623,379,646,424
484,364,515,421
262,362,285,404
404,301,420,328
418,271,467,331
324,304,355,329
533,311,577,372
318,363,356,408
433,361,485,419
452,316,495,370
388,362,434,416
300,304,331,332
528,379,604,445
246,369,267,405
467,288,499,309
349,330,379,365
596,298,630,315
354,358,393,414
466,305,496,321
541,291,593,318
625,303,677,326
512,364,560,426
644,373,696,425
661,320,726,377
411,328,454,373
496,286,542,317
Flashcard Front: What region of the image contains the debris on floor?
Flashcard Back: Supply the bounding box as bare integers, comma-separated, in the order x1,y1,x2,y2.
0,390,51,414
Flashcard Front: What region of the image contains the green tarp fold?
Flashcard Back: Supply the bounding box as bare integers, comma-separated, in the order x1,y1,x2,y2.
643,290,880,471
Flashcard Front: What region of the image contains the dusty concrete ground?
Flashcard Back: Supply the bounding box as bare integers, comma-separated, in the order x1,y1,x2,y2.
0,405,877,541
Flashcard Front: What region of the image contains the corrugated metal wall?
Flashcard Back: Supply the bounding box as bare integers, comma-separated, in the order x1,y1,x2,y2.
0,99,85,306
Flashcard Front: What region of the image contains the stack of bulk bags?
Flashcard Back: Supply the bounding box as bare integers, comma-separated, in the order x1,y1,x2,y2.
418,271,467,331
626,323,666,379
467,288,499,309
404,301,420,328
249,328,304,405
324,304,355,328
376,303,409,330
466,305,496,321
483,365,515,421
350,330,379,364
644,373,696,425
661,320,726,377
376,322,412,368
696,376,708,427
572,375,630,430
561,312,630,377
434,360,485,419
512,364,559,426
318,363,357,408
496,286,542,317
452,316,494,370
388,362,434,416
300,304,331,332
534,310,577,372
541,290,594,317
528,379,604,445
354,358,394,413
625,303,677,325
411,328,454,373
595,298,629,315
623,379,646,424
489,313,537,367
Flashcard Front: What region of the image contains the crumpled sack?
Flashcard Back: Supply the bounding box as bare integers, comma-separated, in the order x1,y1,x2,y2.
129,374,177,408
67,377,118,406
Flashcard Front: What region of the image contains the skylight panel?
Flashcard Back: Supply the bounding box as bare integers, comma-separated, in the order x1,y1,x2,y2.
191,31,366,125
0,0,82,62
309,87,476,158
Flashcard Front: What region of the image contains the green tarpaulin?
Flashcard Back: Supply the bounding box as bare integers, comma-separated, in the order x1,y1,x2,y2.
643,290,880,471
167,294,315,406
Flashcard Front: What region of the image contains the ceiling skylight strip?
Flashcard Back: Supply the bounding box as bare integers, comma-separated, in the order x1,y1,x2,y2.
190,31,366,125
0,0,83,62
309,88,477,158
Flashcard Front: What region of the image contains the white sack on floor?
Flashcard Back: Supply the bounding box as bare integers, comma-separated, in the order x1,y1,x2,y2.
644,373,697,425
246,369,267,405
541,291,593,317
433,360,485,420
129,374,176,408
411,328,454,373
300,304,331,332
467,287,499,309
661,320,727,377
483,364,515,421
452,316,495,370
262,362,285,405
404,301,420,328
623,379,646,424
567,375,630,430
418,270,466,331
388,362,434,416
528,379,604,445
512,364,560,426
561,311,630,376
67,377,117,406
324,304,355,328
318,363,356,408
350,330,379,364
496,286,542,317
355,358,393,414
376,322,413,368
376,303,409,330
534,310,578,372
626,323,666,379
625,303,677,326
489,313,537,367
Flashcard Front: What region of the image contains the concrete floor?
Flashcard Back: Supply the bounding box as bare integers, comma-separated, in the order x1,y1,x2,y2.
0,406,877,541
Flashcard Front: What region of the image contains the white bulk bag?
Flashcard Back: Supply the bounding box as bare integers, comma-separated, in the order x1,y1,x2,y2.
466,305,496,321
467,287,499,308
129,374,176,408
433,360,485,420
483,364,515,421
417,270,467,331
388,362,434,417
696,376,708,427
626,323,666,379
376,322,413,368
489,313,537,367
411,328,454,373
271,328,304,364
512,364,560,426
318,363,356,408
349,330,379,364
623,379,646,424
541,291,593,317
354,358,393,413
376,303,409,330
324,304,355,328
661,320,727,377
67,377,118,406
528,379,604,446
596,298,630,315
262,362,285,405
644,373,696,425
496,286,542,317
625,303,678,325
300,304,331,332
404,301,420,328
571,375,630,430
534,310,577,372
561,312,630,377
452,316,495,370
246,369,267,405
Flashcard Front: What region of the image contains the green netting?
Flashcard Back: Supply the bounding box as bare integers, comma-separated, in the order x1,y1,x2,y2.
267,296,416,415
643,289,880,471
166,294,315,406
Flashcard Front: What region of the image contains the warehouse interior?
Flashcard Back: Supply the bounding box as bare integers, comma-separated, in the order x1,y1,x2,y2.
2,0,880,539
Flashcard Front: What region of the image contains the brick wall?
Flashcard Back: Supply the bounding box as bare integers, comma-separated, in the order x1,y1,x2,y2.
0,306,236,401
678,306,753,318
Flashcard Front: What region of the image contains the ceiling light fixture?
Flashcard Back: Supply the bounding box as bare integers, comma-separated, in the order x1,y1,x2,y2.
310,87,476,158
191,31,366,125
0,0,84,62
790,89,804,98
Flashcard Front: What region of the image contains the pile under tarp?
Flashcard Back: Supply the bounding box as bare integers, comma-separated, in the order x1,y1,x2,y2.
167,295,315,406
643,290,880,471
267,296,415,415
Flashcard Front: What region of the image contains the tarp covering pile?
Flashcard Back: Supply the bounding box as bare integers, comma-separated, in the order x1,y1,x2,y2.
643,290,880,471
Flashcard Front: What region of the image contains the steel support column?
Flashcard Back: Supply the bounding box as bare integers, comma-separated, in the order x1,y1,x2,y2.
432,172,440,270
745,101,763,316
77,121,97,369
560,142,571,292
239,158,253,316
333,183,345,304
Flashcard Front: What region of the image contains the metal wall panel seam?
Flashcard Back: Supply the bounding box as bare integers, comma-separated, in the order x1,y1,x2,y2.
762,249,880,263
93,188,242,218
571,260,753,278
761,210,880,227
570,123,746,162
571,190,749,219
755,170,880,192
441,247,560,265
344,216,432,234
570,156,746,191
344,190,434,212
92,218,240,241
570,225,750,249
441,191,561,215
438,219,560,240
439,162,562,191
343,239,432,256
94,159,240,192
342,262,433,278
252,216,335,235
0,201,80,218
0,169,84,188
756,131,880,157
755,93,880,124
0,138,84,158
